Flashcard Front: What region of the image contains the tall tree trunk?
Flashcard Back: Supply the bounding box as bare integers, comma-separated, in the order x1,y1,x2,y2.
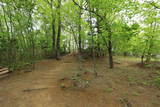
96,12,101,57
108,29,114,69
88,0,97,76
52,19,56,57
78,4,82,53
27,8,35,70
141,49,145,64
56,0,61,60
50,0,56,57
68,36,71,53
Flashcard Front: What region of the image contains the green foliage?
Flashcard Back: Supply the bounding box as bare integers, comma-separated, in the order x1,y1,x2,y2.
103,88,114,93
154,76,160,88
132,92,140,96
0,0,160,70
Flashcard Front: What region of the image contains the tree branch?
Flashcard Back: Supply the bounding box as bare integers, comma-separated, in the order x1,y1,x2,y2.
149,2,160,9
72,0,104,21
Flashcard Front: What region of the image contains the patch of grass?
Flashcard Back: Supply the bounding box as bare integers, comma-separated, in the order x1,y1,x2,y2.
123,92,129,97
154,76,160,88
60,83,66,89
144,63,153,68
127,76,138,85
155,71,160,75
104,88,113,93
71,76,79,80
140,81,149,86
132,92,140,96
128,76,136,82
151,100,160,106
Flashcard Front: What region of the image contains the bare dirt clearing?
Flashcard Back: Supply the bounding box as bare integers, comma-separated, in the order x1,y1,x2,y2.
0,55,160,107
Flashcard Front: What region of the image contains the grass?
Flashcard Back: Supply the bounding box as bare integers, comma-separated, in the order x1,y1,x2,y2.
60,83,66,89
104,88,114,93
154,76,160,88
116,56,140,62
127,76,138,85
132,92,140,96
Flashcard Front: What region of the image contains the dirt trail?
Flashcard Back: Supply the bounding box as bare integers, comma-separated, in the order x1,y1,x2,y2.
0,54,110,107
0,54,160,107
0,54,77,107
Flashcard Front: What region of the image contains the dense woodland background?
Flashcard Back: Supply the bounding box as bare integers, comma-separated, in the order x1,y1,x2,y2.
0,0,160,69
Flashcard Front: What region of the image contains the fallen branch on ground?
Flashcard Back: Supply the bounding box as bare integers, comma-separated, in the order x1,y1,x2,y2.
23,87,55,92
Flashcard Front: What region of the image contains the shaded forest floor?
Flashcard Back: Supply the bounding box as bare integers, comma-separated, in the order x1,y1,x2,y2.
0,53,160,107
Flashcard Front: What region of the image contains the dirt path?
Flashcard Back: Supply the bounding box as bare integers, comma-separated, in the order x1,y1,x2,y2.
0,54,109,107
0,54,160,107
0,54,76,107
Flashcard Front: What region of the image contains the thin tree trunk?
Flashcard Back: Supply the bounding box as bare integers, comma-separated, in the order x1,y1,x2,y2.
51,0,56,57
108,29,114,69
78,4,82,53
56,0,61,60
68,36,71,53
88,0,97,76
52,19,56,57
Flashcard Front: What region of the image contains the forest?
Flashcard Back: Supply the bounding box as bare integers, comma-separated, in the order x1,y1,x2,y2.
0,0,160,107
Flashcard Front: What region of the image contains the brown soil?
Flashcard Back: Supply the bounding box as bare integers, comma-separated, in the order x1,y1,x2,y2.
0,54,160,107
